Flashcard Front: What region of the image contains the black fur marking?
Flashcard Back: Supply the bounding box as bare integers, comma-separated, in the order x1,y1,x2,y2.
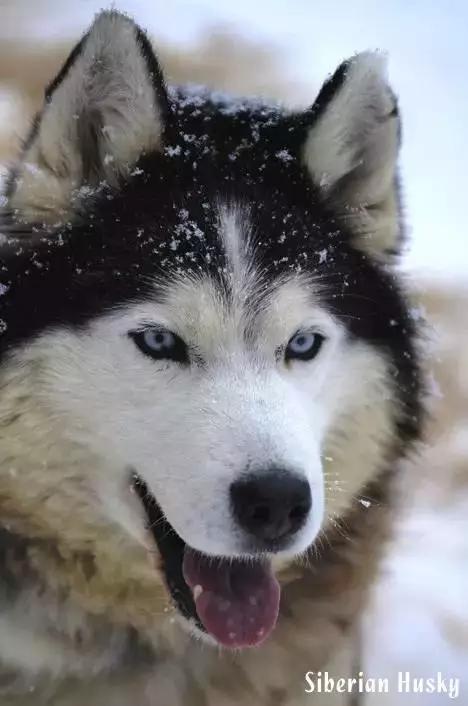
0,73,423,454
4,32,91,201
133,24,171,129
0,528,36,601
45,11,169,123
45,33,89,101
305,58,350,127
132,476,202,630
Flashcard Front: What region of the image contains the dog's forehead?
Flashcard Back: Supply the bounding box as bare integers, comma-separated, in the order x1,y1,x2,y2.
132,87,333,275
98,199,328,348
146,201,327,342
156,271,322,345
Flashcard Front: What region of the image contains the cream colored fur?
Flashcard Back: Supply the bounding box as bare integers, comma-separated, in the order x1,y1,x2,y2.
9,12,164,225
303,52,400,258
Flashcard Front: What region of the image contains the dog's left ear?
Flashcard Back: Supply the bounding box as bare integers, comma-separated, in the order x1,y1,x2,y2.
303,52,401,260
8,11,168,224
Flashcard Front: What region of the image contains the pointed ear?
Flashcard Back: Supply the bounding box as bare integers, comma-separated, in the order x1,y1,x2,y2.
303,52,401,260
8,11,168,224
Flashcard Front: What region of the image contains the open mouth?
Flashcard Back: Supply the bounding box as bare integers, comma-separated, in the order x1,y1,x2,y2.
133,475,280,649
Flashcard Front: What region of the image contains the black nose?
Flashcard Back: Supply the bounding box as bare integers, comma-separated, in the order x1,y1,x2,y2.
230,470,311,544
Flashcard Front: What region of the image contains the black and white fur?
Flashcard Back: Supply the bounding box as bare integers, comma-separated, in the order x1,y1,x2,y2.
0,11,423,704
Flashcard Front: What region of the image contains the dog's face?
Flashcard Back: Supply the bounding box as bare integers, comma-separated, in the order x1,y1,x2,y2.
0,13,421,649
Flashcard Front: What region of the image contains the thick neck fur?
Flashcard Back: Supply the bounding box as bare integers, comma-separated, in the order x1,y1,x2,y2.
0,360,172,628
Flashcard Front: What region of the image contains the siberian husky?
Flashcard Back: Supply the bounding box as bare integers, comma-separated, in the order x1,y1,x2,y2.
0,10,423,705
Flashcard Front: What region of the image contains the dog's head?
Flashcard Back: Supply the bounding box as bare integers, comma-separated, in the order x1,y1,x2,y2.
0,12,422,648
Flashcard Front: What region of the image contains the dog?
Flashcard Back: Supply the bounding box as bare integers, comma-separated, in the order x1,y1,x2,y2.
0,10,424,705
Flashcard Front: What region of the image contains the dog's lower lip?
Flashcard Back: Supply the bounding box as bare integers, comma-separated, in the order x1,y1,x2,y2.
131,474,281,647
132,474,200,628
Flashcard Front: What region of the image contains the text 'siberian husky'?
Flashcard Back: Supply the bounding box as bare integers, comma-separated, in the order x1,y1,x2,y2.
0,10,423,705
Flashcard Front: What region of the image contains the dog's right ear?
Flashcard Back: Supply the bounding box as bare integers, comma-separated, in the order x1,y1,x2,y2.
7,11,168,225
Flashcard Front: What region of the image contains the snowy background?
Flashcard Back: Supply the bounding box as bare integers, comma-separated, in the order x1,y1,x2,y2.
1,2,467,704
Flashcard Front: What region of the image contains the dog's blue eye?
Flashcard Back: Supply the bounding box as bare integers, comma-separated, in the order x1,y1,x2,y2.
130,328,188,364
285,332,325,362
143,330,175,352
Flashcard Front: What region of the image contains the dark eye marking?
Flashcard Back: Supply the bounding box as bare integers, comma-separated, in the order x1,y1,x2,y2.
129,328,189,364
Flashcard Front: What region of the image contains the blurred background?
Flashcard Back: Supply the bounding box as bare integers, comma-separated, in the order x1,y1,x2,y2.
0,1,467,703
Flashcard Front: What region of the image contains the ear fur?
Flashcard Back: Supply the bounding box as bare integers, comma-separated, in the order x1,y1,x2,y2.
7,11,168,224
303,52,402,259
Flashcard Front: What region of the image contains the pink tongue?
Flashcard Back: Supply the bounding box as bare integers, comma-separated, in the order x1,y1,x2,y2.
182,548,280,649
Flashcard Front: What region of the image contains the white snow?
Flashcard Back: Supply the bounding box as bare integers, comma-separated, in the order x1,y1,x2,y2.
364,497,468,704
316,249,328,264
164,145,182,157
275,149,293,162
